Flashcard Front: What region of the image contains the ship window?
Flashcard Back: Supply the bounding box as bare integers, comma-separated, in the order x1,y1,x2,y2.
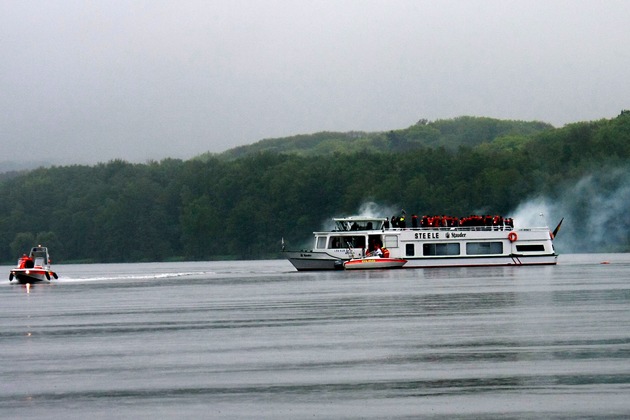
406,243,415,256
350,236,366,249
516,244,545,252
326,236,366,249
466,242,503,255
384,235,398,248
328,236,345,249
423,243,460,256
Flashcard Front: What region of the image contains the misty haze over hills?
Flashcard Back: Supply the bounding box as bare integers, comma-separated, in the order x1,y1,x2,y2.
1,114,555,173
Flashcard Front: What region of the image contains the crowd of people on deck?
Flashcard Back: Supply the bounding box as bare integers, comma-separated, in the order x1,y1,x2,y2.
386,213,514,230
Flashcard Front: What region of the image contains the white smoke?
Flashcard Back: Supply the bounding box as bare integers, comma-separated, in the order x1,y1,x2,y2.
511,167,630,253
318,201,400,231
511,198,554,229
357,201,399,219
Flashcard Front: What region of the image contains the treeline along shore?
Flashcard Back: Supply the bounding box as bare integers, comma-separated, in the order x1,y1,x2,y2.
1,113,629,263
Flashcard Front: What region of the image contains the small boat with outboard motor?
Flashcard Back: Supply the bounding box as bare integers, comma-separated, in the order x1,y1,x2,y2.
9,245,58,284
343,257,408,270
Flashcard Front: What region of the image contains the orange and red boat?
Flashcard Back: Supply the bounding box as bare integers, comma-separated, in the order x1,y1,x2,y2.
9,246,58,284
343,257,407,270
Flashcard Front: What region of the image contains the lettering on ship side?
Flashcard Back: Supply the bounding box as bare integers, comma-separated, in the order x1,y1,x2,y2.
415,232,440,239
413,231,468,240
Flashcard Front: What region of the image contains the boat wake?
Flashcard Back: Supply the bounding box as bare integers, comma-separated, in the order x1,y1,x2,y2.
55,271,215,283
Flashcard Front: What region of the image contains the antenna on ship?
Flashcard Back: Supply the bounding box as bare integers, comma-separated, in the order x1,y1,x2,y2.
538,212,547,227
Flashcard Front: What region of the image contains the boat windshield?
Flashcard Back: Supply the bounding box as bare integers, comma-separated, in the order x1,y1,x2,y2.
334,218,384,231
29,247,49,261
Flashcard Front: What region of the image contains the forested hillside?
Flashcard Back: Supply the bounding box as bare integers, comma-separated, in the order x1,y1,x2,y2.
201,116,554,160
1,113,629,263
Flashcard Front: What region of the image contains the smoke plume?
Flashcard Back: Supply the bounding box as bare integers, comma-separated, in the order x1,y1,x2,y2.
511,167,630,253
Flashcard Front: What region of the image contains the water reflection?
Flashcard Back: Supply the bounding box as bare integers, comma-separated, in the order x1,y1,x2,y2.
1,257,630,418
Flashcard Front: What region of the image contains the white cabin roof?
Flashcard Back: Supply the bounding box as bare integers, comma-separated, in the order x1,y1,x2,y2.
332,217,388,223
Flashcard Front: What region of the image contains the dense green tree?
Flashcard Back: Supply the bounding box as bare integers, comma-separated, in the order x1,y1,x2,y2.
10,232,36,258
1,113,629,262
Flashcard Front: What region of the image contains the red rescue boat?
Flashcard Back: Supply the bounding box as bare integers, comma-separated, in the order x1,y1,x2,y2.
343,257,408,270
9,245,58,284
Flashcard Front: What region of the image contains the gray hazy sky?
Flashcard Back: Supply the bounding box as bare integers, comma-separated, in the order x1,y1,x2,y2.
2,0,629,164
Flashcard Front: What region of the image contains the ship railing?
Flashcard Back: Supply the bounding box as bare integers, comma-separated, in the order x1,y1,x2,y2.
385,226,515,232
384,226,551,232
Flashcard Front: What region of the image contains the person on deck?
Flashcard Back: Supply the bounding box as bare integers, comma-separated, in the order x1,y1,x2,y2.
372,244,384,257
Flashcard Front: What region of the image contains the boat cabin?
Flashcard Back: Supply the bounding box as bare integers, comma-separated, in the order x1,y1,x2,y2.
29,246,50,267
312,217,391,257
333,217,387,232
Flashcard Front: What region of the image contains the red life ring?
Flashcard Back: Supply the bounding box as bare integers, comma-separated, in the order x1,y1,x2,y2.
508,232,518,242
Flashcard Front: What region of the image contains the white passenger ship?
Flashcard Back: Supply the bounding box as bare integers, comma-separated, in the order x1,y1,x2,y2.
284,215,558,271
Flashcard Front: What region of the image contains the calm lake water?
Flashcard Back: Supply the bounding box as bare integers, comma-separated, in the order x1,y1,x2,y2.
1,254,629,419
